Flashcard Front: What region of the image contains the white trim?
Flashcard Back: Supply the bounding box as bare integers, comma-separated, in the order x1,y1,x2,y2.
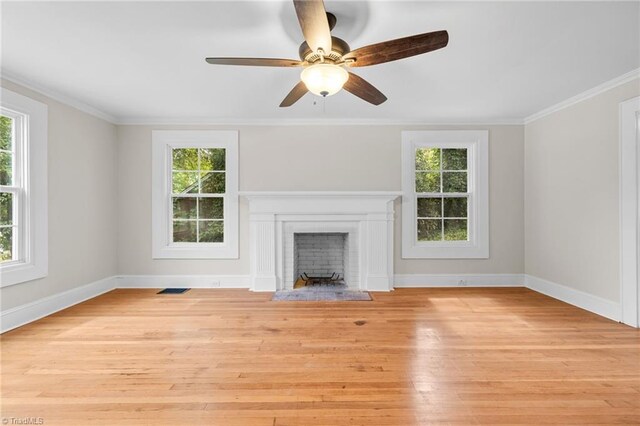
2,273,627,333
1,71,117,124
116,275,250,289
0,276,116,333
525,68,640,124
240,191,403,198
0,274,250,333
619,96,640,327
401,130,489,259
0,88,48,287
116,117,525,126
524,275,621,323
4,66,638,127
151,130,239,259
394,274,524,287
0,75,518,126
0,78,524,126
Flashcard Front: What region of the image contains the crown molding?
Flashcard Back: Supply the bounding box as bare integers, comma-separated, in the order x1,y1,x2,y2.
4,66,638,128
524,68,640,124
115,117,524,126
0,71,524,126
1,70,118,124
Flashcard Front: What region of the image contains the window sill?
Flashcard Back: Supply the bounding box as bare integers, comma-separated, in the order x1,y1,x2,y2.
0,260,48,288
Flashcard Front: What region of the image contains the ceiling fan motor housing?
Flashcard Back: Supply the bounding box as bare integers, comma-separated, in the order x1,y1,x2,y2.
299,36,351,63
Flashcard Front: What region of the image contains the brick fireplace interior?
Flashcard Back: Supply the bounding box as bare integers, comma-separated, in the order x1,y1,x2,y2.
293,233,349,284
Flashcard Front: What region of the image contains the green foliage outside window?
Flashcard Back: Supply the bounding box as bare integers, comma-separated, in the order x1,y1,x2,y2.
0,192,13,259
415,147,469,242
415,147,440,170
0,116,13,262
0,116,11,151
171,147,225,243
0,116,12,186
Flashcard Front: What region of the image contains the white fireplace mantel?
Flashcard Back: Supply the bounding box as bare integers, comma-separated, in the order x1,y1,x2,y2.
241,192,401,292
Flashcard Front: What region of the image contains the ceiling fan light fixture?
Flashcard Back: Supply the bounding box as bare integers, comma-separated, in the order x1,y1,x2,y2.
300,63,349,97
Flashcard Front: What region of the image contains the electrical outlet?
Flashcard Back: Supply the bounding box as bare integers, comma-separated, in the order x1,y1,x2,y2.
211,281,220,288
458,279,467,287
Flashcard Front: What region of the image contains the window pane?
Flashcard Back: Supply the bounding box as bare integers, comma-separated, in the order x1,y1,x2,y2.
0,116,12,151
199,220,223,242
201,172,225,193
0,227,12,261
442,172,467,192
417,198,441,218
442,149,467,170
199,197,223,219
172,171,199,193
0,192,12,225
443,197,467,218
172,197,196,219
200,148,225,171
415,172,440,193
417,219,441,241
172,148,198,170
0,152,12,186
415,148,440,170
444,219,467,241
173,221,197,242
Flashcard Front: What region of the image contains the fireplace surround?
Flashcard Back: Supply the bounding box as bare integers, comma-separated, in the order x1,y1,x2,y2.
242,192,401,292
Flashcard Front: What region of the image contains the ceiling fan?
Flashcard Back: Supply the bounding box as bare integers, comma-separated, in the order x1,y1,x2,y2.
205,0,449,107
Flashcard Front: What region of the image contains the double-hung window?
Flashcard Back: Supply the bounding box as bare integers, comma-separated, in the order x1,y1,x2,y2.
152,130,238,259
401,130,488,258
0,88,48,287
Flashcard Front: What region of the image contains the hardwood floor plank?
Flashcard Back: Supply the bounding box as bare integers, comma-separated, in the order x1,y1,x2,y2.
1,288,639,425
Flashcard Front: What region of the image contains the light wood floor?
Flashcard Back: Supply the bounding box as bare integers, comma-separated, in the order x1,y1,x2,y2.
1,288,639,425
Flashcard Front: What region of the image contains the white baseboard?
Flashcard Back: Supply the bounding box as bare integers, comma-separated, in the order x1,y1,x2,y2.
1,275,117,333
2,273,623,333
366,275,395,291
1,274,250,333
394,273,525,287
524,274,621,322
116,274,250,289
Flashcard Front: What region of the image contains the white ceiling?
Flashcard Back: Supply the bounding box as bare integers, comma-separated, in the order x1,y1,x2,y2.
2,1,639,123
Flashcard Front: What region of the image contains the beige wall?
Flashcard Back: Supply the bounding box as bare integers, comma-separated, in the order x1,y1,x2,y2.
117,124,524,276
2,73,635,314
0,82,524,313
0,80,119,310
524,78,640,302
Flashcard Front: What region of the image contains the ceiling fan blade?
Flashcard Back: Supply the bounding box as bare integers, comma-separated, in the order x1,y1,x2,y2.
280,81,309,107
293,0,332,54
344,30,449,67
205,57,303,67
343,72,387,106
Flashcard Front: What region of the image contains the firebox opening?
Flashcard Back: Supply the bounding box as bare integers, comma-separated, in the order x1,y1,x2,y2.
293,232,348,288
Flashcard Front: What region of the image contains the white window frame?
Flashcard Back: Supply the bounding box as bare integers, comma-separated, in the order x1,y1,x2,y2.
401,130,489,259
0,88,48,287
152,130,238,259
